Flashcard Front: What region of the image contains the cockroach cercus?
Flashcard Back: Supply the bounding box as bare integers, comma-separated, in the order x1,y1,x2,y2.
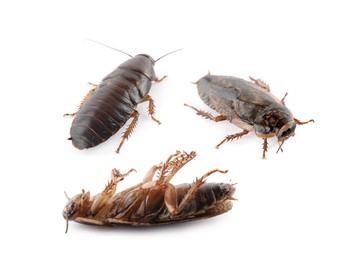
63,151,236,233
64,41,182,153
185,73,314,159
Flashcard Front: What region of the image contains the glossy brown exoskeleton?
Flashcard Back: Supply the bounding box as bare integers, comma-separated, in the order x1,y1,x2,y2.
185,73,314,159
63,151,236,232
64,46,182,153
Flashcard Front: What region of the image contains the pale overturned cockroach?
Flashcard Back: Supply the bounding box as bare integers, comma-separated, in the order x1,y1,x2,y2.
63,151,236,232
64,43,182,153
185,73,314,159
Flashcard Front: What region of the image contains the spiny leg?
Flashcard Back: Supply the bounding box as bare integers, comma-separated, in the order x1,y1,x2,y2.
141,151,197,193
103,168,136,196
161,151,197,184
140,95,161,125
155,75,167,83
280,92,288,105
157,150,182,181
141,151,197,186
294,118,315,125
63,82,99,117
110,168,137,186
216,130,249,149
249,77,271,92
262,138,268,159
141,164,163,185
116,110,139,153
279,93,314,124
90,168,136,215
184,104,227,122
165,169,228,215
108,168,137,195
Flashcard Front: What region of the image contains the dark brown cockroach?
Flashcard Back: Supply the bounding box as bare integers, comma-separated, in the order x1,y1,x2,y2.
63,151,236,232
64,45,182,153
185,73,314,159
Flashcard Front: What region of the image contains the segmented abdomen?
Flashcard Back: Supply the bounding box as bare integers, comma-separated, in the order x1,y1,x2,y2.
106,182,233,224
70,67,150,149
161,182,233,220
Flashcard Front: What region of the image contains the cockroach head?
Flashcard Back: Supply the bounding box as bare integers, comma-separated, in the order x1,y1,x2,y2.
254,105,295,139
63,190,90,233
277,121,296,142
136,49,183,65
137,54,155,65
224,183,237,200
63,190,90,220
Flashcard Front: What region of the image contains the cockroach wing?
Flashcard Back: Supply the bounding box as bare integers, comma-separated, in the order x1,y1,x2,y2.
197,75,279,125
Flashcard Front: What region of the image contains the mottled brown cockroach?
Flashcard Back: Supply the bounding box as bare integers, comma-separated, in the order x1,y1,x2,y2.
63,151,236,232
64,44,182,153
185,73,314,159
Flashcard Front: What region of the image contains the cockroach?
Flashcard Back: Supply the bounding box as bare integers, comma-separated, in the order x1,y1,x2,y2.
63,151,236,232
185,73,314,159
64,42,182,153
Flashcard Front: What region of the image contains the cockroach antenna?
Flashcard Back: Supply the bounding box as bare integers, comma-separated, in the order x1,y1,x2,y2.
276,140,285,154
155,48,183,63
64,191,70,233
85,39,133,58
65,211,69,234
64,191,70,200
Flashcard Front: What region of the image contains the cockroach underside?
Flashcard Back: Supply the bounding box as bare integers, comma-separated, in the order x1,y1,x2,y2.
63,151,236,232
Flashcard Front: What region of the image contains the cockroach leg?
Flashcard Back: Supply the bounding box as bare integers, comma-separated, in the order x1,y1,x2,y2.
87,82,99,88
184,104,227,122
249,77,271,92
165,168,228,215
164,184,178,213
162,151,196,184
111,168,137,183
140,95,161,125
142,151,195,192
280,92,288,105
91,168,136,214
294,118,315,125
108,168,136,192
215,130,249,149
116,111,139,153
142,164,162,183
63,83,99,117
154,75,167,83
156,150,181,180
262,138,268,159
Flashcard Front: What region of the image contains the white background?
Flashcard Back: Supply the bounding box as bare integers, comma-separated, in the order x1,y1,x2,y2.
1,0,347,259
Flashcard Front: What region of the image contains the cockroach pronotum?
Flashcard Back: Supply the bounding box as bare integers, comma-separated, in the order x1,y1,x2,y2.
185,73,314,159
63,151,236,232
64,42,182,153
